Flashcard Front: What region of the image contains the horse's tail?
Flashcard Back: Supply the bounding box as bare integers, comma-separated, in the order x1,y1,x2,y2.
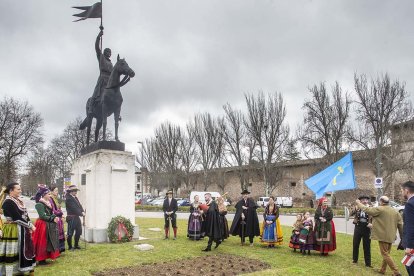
79,116,90,130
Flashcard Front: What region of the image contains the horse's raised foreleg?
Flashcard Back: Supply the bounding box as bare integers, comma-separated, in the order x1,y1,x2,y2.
114,108,121,142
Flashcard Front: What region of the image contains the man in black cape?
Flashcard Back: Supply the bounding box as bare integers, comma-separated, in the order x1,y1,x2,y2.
65,184,85,251
202,193,222,251
229,189,260,246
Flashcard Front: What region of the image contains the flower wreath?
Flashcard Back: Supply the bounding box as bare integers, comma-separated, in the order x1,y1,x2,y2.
107,215,134,243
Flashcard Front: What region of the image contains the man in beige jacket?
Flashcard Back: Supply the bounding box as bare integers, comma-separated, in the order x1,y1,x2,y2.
356,196,403,276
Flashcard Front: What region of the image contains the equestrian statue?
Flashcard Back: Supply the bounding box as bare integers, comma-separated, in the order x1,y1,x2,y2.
79,29,135,145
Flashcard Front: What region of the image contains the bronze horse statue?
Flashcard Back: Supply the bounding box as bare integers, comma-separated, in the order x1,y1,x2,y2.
80,55,135,145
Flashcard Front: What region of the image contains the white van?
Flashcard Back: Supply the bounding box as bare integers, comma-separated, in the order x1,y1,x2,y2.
275,196,293,208
257,197,270,207
189,191,222,204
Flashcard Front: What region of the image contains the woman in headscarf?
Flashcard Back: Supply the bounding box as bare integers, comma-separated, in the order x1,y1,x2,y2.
50,186,65,253
216,196,229,241
187,195,203,240
314,197,336,255
0,182,36,275
32,185,60,265
260,197,283,247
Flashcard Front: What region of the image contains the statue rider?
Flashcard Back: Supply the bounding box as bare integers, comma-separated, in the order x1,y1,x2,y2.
88,28,113,115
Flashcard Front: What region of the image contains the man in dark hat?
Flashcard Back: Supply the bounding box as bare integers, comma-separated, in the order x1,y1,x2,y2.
65,185,85,251
401,180,414,276
229,189,260,246
351,195,372,267
162,190,178,240
202,193,222,251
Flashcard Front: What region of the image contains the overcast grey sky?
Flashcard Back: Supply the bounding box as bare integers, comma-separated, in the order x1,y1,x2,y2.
1,0,413,154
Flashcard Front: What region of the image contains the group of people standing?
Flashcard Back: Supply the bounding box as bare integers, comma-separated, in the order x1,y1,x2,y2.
0,182,84,275
352,180,414,276
288,197,336,255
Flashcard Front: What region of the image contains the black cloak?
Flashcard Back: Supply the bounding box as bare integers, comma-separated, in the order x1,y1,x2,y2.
229,198,260,237
204,200,222,240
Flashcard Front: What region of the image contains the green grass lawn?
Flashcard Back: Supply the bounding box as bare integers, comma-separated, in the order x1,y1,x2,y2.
35,218,407,275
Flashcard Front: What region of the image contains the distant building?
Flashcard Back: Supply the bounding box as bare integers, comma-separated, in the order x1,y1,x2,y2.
141,121,414,206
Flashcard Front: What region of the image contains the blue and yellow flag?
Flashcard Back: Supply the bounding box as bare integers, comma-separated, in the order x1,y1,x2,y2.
305,152,356,199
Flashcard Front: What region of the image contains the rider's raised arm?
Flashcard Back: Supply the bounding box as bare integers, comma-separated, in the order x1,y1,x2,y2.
95,30,103,59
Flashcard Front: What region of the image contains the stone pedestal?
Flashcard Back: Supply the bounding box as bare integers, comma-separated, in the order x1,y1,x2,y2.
71,148,139,243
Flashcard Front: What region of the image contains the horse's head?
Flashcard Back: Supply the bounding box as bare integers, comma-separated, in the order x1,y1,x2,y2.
115,54,135,78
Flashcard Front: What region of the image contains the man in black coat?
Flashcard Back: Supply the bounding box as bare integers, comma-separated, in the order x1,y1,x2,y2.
229,189,260,246
65,184,85,250
162,190,178,240
401,181,414,276
202,193,222,252
351,195,372,267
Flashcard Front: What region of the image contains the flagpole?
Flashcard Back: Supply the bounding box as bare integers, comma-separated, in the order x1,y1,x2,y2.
100,0,103,50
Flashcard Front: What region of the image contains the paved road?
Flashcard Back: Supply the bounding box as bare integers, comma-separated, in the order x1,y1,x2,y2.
22,197,358,236
136,211,357,235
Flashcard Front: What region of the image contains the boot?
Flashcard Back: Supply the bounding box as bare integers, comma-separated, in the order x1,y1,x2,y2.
74,235,81,249
164,228,169,239
67,236,73,250
173,227,177,240
214,240,221,249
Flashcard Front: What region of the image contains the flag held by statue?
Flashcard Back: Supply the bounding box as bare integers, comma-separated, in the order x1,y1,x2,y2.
305,152,356,199
72,2,102,22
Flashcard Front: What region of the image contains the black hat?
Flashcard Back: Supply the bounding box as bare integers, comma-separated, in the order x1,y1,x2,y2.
358,195,370,200
241,189,250,195
166,190,173,195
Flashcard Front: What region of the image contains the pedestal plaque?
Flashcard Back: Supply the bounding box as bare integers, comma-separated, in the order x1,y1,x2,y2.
71,148,139,242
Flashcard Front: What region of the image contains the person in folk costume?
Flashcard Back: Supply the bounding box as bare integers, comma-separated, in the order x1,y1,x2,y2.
202,193,222,251
32,185,60,265
49,186,65,253
216,196,229,241
299,211,315,255
65,185,85,251
187,195,204,240
162,190,178,240
351,195,372,267
260,197,283,248
0,182,36,276
314,197,337,255
289,213,303,251
229,189,260,246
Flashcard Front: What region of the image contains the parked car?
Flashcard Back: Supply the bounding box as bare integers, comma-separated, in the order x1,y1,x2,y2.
372,200,404,214
257,197,270,207
178,199,191,206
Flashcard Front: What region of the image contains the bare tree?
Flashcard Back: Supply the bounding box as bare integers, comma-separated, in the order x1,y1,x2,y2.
297,82,351,164
221,103,250,190
352,73,414,196
244,92,290,196
189,113,223,191
179,125,199,191
140,137,164,193
154,122,183,193
21,145,57,195
0,97,43,183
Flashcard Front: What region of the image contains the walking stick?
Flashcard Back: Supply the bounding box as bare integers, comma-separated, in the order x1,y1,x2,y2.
241,216,246,245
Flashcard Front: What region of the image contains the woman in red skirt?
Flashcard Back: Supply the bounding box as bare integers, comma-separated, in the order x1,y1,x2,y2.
32,185,60,265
